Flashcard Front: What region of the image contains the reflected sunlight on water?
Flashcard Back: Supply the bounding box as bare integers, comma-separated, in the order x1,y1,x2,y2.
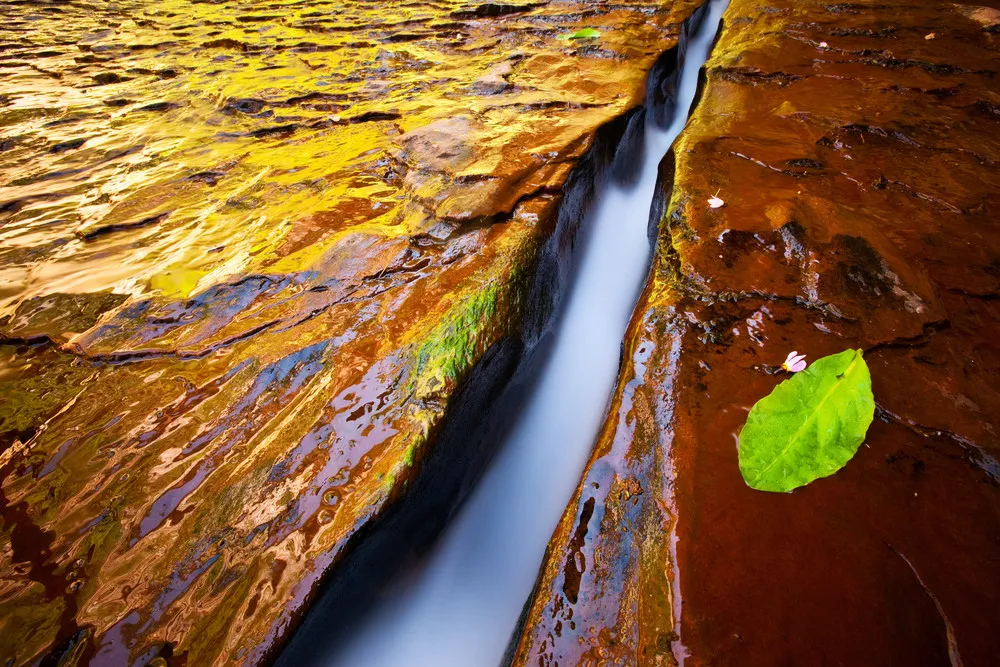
0,2,709,663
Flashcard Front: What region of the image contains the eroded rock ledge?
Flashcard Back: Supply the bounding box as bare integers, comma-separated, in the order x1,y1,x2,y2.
508,1,1000,665
0,1,704,664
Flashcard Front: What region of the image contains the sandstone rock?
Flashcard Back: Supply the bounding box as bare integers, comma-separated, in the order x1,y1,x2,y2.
509,1,1000,665
0,0,703,664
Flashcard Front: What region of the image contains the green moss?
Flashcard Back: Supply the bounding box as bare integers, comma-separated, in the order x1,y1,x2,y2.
409,280,503,400
381,436,420,494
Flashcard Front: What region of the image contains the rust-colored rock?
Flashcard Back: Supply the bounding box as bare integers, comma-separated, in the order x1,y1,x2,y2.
509,1,1000,665
0,1,703,665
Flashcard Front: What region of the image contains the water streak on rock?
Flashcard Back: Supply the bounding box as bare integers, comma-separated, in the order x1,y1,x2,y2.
294,4,728,666
0,1,706,664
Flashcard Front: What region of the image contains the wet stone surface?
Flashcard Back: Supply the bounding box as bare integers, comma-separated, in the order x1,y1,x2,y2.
0,0,703,664
510,1,1000,665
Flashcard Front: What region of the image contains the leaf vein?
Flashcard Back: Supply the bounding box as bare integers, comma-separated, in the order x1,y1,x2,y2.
752,351,861,482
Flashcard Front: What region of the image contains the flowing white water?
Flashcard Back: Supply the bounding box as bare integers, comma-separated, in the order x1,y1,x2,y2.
324,3,726,665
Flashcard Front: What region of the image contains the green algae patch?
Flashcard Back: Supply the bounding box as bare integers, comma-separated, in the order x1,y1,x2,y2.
410,280,505,401
558,28,601,41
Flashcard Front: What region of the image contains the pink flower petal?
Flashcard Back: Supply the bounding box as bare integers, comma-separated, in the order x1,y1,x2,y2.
781,351,808,373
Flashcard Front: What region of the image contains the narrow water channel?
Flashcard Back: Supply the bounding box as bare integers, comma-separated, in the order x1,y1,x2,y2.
311,3,727,665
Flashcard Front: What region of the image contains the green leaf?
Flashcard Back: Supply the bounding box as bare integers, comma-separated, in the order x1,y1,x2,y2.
557,28,601,41
738,349,874,492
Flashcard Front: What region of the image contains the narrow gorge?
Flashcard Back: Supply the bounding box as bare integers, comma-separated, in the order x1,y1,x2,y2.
280,4,726,666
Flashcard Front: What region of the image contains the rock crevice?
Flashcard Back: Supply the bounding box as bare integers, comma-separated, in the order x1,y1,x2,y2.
509,1,1000,665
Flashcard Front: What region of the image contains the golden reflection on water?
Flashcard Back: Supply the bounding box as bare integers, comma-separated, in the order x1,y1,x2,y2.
2,0,677,307
0,0,697,664
3,0,423,304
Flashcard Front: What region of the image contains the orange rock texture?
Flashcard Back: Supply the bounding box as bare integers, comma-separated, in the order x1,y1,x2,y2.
508,1,1000,665
0,0,703,664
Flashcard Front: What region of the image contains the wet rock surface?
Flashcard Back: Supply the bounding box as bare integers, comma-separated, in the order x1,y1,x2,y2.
509,1,1000,665
0,1,703,664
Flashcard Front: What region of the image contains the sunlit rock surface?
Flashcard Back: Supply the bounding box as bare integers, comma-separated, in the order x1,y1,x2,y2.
509,1,1000,665
0,0,704,664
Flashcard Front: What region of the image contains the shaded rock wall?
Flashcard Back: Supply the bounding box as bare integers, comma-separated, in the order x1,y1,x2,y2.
0,1,703,665
509,1,1000,665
